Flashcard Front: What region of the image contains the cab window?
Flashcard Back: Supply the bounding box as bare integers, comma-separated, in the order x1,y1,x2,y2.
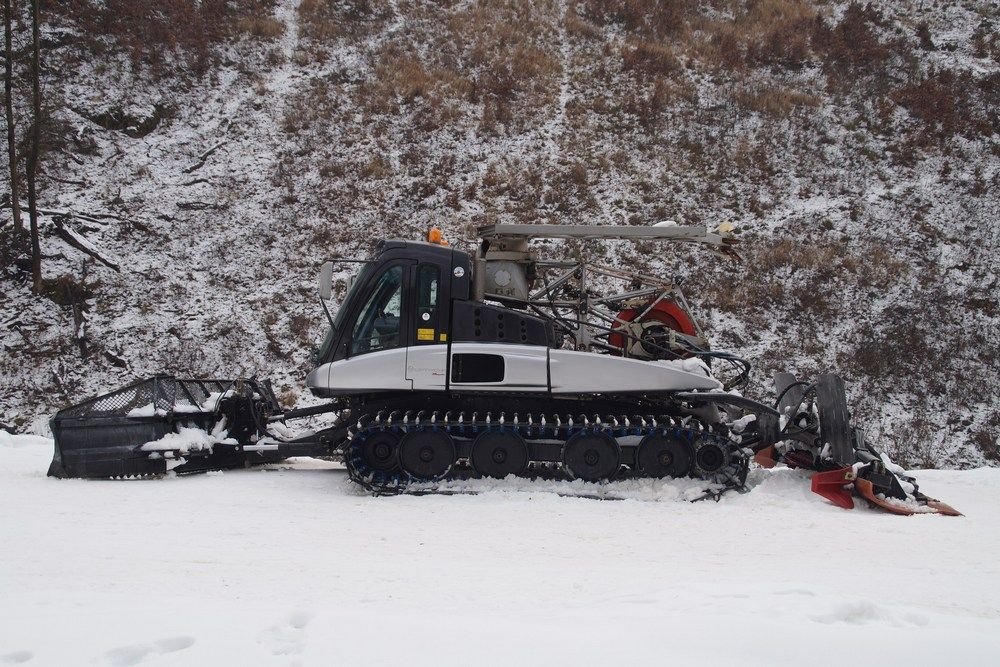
351,265,403,355
415,265,439,343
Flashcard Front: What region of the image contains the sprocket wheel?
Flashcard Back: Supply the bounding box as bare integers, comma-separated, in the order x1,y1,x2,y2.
360,430,402,473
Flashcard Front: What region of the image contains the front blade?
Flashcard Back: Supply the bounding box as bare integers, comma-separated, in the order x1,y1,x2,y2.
48,376,279,479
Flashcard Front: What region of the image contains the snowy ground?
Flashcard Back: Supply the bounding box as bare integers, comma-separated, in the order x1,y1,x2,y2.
2,433,999,666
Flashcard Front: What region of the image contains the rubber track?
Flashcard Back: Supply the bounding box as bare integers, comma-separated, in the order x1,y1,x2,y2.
344,410,749,497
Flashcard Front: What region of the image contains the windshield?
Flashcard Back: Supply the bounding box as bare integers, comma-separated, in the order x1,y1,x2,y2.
317,262,375,361
350,265,403,355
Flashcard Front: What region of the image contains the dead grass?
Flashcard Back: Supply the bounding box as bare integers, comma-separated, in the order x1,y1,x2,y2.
449,0,560,109
52,0,281,74
38,273,101,307
891,68,997,139
236,17,285,40
732,84,820,117
299,0,391,41
971,412,1000,462
374,49,436,103
621,38,680,77
811,2,902,84
580,0,687,38
694,0,817,70
566,1,601,40
359,156,392,180
699,238,911,320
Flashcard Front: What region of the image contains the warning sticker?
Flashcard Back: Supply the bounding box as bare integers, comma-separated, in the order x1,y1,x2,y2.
417,328,435,341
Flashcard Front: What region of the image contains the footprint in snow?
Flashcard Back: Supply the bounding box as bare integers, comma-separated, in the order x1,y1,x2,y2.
288,609,314,629
809,600,929,627
104,636,195,666
259,609,314,656
1,652,33,665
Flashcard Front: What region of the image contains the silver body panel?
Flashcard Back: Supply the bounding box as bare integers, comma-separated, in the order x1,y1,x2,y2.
307,348,412,393
307,343,721,395
548,349,721,393
447,343,548,392
405,345,448,389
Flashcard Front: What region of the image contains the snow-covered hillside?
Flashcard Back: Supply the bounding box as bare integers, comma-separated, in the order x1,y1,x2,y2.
0,1,997,466
2,433,999,665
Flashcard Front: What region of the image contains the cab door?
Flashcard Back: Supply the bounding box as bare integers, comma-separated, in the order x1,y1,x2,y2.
405,262,449,389
310,259,416,394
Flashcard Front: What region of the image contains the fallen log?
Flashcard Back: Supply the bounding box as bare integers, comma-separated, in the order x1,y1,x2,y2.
51,217,121,272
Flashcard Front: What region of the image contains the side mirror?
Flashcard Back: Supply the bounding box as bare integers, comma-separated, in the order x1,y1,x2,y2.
319,261,333,300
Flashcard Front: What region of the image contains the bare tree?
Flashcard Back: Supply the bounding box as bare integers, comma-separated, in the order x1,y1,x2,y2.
3,0,21,236
25,0,38,291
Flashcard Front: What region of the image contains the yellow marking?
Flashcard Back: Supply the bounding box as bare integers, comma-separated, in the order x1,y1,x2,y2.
439,333,447,342
417,328,435,341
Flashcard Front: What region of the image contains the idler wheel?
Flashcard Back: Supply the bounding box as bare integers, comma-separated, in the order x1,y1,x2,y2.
636,433,693,478
471,430,529,479
361,431,402,473
562,431,621,482
399,429,455,480
693,438,730,475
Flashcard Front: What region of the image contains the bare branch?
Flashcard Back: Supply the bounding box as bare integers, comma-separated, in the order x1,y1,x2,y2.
182,139,227,174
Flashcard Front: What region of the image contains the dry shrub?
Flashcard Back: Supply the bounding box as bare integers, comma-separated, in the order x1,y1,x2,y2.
752,240,846,276
971,20,1000,60
733,84,819,117
374,49,436,103
299,0,390,41
581,0,687,39
620,77,691,128
478,44,558,103
39,273,100,306
704,29,744,70
359,156,392,180
448,0,560,114
971,412,1000,462
298,0,338,39
621,39,680,77
732,137,776,180
699,239,861,316
891,68,996,139
879,410,941,470
855,245,909,290
700,0,817,69
566,2,601,39
542,161,591,212
847,304,942,383
281,78,338,134
588,1,817,73
55,0,278,74
479,98,513,135
915,21,935,51
236,17,285,40
811,2,894,78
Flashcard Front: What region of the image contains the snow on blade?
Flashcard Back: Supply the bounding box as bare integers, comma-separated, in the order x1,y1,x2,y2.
139,424,236,454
